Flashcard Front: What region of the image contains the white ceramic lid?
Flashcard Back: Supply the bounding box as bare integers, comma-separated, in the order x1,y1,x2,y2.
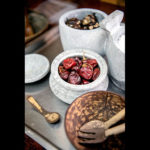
25,54,50,83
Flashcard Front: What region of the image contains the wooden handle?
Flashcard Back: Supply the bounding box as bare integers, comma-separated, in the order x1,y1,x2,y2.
27,96,43,114
105,123,125,137
104,108,125,129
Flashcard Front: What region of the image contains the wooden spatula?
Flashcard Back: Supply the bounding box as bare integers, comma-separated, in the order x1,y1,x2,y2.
78,108,125,144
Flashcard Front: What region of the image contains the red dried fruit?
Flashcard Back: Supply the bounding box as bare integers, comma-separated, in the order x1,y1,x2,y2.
82,79,90,84
87,59,98,68
60,71,70,80
68,71,81,84
71,65,80,72
74,57,82,67
79,63,93,80
59,56,100,85
92,68,100,80
71,57,82,72
63,58,77,69
58,66,70,80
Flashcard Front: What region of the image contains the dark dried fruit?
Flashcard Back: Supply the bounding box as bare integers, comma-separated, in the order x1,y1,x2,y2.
79,63,93,80
71,57,82,72
74,57,82,67
65,13,99,30
71,65,80,72
58,66,70,80
92,68,100,80
59,56,100,85
60,71,70,80
63,58,77,69
66,18,78,25
87,59,98,68
68,71,81,84
82,79,90,84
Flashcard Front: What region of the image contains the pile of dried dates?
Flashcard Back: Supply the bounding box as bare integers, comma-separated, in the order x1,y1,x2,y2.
65,13,99,30
58,56,100,85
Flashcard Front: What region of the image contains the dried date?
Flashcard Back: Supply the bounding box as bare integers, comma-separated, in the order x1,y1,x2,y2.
68,71,81,84
63,58,77,69
79,63,93,80
92,68,100,80
58,66,70,80
59,56,100,85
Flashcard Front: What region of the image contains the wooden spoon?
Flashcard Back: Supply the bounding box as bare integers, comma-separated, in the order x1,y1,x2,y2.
78,108,125,144
27,96,60,124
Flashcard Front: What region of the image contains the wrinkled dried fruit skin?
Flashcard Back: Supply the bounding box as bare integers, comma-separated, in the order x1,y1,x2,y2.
68,71,81,84
60,71,70,80
58,66,70,80
63,58,77,69
87,59,98,68
74,57,82,67
79,64,93,80
59,56,100,85
71,65,80,72
92,68,100,80
65,13,99,30
66,18,78,25
71,57,82,72
66,18,81,29
82,79,90,84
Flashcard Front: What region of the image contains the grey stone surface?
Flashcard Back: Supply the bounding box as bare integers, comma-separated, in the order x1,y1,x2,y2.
25,54,50,83
49,49,109,104
59,8,108,56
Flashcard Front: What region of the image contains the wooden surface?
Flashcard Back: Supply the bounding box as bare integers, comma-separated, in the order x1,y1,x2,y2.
24,0,125,149
24,134,46,150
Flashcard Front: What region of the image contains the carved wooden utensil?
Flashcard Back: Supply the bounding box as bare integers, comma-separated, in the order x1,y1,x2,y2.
78,108,125,144
27,96,60,124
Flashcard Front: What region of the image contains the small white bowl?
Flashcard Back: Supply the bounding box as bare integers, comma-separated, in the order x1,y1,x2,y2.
25,54,50,83
49,49,109,104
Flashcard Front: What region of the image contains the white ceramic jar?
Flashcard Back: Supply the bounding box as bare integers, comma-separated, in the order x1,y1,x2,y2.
59,8,108,56
49,49,109,104
105,24,125,90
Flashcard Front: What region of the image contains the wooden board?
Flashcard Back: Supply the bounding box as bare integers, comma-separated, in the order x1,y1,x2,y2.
33,0,77,24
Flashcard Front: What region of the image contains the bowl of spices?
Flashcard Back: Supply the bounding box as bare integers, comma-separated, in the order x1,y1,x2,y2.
49,49,109,104
59,8,108,56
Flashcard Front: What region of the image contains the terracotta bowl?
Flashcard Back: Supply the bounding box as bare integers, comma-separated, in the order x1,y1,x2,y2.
65,91,125,150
